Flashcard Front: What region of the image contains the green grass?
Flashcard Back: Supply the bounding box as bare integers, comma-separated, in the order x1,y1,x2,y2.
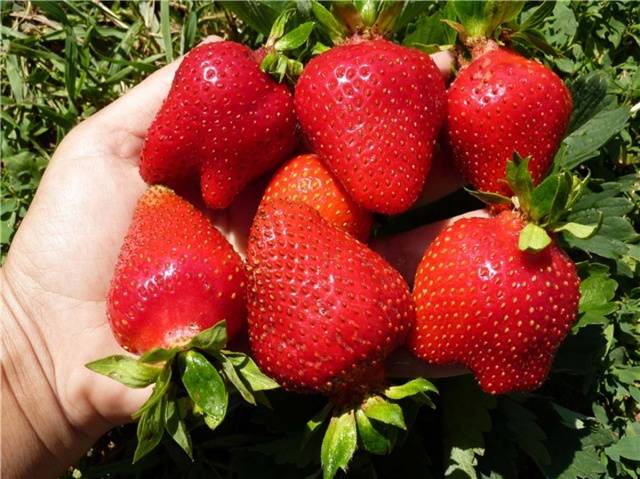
1,1,639,479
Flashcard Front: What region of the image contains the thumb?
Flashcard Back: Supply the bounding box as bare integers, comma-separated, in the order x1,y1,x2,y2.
430,49,455,82
371,209,490,285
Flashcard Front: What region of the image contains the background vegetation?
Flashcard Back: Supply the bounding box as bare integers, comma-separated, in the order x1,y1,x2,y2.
1,1,638,478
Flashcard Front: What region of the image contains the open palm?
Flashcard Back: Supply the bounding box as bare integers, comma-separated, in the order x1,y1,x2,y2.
1,42,473,448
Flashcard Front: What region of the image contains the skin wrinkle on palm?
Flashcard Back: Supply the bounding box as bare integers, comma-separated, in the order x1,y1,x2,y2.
1,37,464,478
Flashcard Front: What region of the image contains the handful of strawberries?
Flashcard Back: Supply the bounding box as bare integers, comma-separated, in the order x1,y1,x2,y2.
88,2,599,477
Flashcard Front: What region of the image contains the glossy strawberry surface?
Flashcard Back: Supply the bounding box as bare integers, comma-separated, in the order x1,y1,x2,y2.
295,38,446,214
260,154,372,241
108,186,246,354
140,41,297,209
447,47,572,196
247,200,414,399
409,210,579,394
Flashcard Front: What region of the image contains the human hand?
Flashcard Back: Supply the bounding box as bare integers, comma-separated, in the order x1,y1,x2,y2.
1,41,462,478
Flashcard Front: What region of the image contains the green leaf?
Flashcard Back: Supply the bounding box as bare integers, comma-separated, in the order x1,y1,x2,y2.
224,351,279,391
267,7,295,43
465,188,512,206
187,321,227,355
139,347,179,364
530,173,567,223
274,22,315,51
605,433,640,461
133,396,165,463
567,72,610,134
541,403,610,479
511,28,558,56
311,41,331,55
518,1,555,31
179,350,228,431
85,355,161,388
219,1,282,36
505,154,534,213
554,221,600,239
132,363,172,420
546,172,574,224
164,398,193,460
452,0,523,39
560,106,630,169
564,177,638,274
355,409,392,455
301,402,333,452
518,223,552,252
384,378,438,400
500,398,551,467
260,50,279,73
311,1,347,45
403,3,457,48
388,0,434,34
578,267,618,315
442,376,496,479
361,396,406,430
321,409,358,479
219,354,256,405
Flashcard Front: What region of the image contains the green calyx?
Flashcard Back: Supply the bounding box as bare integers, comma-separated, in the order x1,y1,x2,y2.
468,153,601,254
310,0,431,45
303,378,437,479
85,321,279,463
259,8,315,82
445,0,557,57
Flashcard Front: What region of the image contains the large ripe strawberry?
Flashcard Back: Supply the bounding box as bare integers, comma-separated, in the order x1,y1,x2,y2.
408,209,580,394
260,153,372,240
295,38,446,214
446,46,572,196
247,199,413,398
89,186,277,463
107,185,246,353
247,200,432,478
140,41,297,209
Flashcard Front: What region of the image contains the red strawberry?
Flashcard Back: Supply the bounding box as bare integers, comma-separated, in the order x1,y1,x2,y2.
108,186,246,354
140,41,297,209
247,200,414,400
408,210,579,394
260,153,372,241
295,38,446,214
447,47,572,196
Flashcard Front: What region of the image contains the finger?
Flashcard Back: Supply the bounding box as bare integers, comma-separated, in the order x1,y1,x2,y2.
385,348,469,378
213,176,270,259
414,143,464,207
430,50,455,82
371,209,490,285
